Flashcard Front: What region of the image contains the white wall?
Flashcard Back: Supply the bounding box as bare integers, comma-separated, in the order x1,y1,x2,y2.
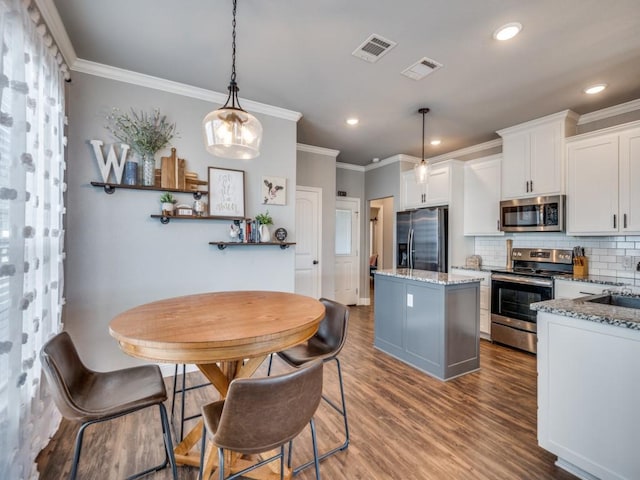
64,72,298,370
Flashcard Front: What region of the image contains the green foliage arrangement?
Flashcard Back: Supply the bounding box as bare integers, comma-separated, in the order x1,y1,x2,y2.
159,192,176,204
106,108,177,156
255,211,273,225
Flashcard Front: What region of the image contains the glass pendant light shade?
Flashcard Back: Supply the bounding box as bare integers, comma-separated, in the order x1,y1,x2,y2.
203,0,262,159
414,107,430,184
414,161,428,184
203,105,262,159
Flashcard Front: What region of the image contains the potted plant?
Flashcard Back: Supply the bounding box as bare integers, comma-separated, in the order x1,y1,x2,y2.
106,108,178,186
255,211,273,242
160,192,176,216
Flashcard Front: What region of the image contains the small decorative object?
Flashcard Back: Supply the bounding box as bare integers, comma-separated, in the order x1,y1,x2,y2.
105,108,178,186
123,159,137,185
175,204,194,216
274,227,287,242
193,199,205,216
89,140,129,184
255,211,273,243
160,147,187,189
262,176,286,205
208,167,245,218
159,192,176,216
229,223,241,242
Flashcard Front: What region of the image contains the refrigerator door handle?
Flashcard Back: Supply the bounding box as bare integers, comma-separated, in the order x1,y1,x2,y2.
408,228,414,269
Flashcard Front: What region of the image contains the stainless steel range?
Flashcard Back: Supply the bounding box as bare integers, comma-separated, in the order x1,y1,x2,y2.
490,248,573,353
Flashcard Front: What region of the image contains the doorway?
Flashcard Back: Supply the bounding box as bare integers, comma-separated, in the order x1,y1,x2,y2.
295,186,322,298
369,197,394,295
334,197,360,305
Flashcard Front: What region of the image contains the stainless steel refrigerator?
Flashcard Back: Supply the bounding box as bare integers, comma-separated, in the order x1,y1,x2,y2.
396,206,448,272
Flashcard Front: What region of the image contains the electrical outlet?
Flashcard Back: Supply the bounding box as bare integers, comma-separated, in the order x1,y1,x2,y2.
407,293,413,307
636,257,640,272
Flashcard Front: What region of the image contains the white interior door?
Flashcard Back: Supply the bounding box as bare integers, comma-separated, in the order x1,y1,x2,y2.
295,186,322,298
335,197,360,305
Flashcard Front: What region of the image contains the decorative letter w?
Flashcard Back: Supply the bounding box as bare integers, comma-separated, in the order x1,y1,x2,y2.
90,140,130,184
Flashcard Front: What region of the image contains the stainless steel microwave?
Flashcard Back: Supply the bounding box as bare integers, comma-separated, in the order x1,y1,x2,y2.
499,195,565,232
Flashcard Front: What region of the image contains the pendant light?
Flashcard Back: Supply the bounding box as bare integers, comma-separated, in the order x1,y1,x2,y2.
414,108,430,184
202,0,262,159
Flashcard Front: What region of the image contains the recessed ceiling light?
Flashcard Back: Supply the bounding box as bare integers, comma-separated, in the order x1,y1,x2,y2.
584,84,607,95
430,139,441,146
493,22,522,41
346,118,359,126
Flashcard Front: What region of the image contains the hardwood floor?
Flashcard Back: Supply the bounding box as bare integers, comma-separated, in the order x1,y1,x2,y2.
37,303,577,479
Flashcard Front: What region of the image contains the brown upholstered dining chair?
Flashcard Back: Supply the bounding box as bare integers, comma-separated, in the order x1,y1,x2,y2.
40,331,178,480
198,360,324,480
267,297,350,474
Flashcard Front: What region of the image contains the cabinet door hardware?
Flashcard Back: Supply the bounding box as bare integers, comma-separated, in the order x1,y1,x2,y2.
613,214,617,229
624,213,627,228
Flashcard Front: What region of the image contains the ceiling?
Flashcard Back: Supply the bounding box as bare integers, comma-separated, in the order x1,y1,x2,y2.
51,0,640,166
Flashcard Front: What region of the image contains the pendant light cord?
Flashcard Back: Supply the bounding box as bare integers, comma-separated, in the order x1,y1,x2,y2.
231,0,237,84
421,110,425,163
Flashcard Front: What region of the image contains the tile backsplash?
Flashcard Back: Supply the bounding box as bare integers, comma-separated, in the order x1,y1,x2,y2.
474,233,640,280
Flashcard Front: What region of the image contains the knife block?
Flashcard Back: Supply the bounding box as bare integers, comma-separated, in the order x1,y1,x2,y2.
573,257,589,277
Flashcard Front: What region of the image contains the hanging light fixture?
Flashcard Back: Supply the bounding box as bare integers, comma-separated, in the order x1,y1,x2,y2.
203,0,262,159
414,108,430,184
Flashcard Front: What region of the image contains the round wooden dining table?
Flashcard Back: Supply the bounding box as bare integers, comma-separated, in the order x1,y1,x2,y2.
109,290,325,479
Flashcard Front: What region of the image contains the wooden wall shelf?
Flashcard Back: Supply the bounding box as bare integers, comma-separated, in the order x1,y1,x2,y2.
211,242,296,250
151,214,247,224
91,181,207,199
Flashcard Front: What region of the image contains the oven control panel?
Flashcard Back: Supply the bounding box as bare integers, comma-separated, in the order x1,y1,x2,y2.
511,248,573,264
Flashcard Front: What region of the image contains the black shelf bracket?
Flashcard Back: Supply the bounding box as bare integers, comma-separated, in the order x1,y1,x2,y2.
160,216,170,224
103,184,116,194
193,191,203,200
217,244,227,250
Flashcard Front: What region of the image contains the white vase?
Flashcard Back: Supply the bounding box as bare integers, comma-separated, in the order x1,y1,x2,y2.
259,224,271,242
161,202,174,216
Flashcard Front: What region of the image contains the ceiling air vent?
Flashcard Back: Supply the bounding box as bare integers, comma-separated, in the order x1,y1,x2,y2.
401,57,443,80
352,34,397,63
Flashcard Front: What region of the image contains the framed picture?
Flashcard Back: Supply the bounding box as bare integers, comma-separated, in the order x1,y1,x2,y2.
208,167,245,217
262,176,286,205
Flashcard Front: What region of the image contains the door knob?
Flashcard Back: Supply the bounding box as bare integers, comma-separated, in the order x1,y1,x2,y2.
313,260,319,265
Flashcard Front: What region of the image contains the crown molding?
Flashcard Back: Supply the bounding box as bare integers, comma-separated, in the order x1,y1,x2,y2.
336,162,365,172
424,138,503,164
365,154,420,171
577,98,640,125
296,143,340,157
566,119,640,143
35,0,77,66
71,58,303,122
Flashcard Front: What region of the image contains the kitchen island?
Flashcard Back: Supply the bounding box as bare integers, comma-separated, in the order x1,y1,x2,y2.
374,268,481,381
531,294,640,480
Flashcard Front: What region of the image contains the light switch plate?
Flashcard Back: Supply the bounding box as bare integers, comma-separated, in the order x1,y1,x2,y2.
407,293,413,307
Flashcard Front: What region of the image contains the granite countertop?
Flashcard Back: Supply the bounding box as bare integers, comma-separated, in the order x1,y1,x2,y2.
375,268,483,285
553,274,640,287
450,265,500,273
531,293,640,330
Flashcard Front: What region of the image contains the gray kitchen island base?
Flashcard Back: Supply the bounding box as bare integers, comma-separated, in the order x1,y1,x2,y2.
374,270,481,381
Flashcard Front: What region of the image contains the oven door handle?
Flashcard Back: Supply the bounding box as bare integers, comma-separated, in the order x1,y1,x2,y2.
491,273,554,288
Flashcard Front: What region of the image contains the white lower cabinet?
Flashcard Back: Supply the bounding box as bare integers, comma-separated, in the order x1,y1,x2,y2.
537,311,640,480
450,268,491,337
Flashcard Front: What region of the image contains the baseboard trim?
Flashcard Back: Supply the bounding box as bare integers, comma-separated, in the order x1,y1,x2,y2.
359,297,371,306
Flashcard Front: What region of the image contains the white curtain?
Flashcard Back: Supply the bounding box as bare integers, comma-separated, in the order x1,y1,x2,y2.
0,0,66,477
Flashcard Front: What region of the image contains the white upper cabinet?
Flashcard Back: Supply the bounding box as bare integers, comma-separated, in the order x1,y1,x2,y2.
463,155,503,236
498,110,578,200
401,161,452,209
567,122,640,235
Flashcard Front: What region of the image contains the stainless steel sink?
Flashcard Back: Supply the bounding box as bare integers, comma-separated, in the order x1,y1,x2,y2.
585,294,640,309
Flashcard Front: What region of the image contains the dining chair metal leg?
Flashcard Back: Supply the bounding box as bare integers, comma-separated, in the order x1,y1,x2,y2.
199,424,207,480
267,353,274,376
293,357,349,474
310,418,322,480
70,404,177,480
171,363,209,442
